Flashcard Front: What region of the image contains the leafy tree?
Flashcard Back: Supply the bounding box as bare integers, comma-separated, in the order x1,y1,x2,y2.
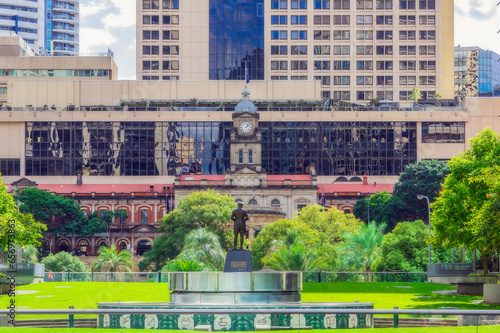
139,189,236,271
393,159,449,221
353,192,403,231
162,258,209,272
0,177,46,250
250,218,323,270
409,87,421,104
176,228,226,271
372,220,432,272
296,204,361,243
336,221,385,273
15,187,105,237
41,251,88,272
431,128,500,274
92,244,134,272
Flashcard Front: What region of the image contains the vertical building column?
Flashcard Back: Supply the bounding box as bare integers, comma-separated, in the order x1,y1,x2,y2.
90,237,96,255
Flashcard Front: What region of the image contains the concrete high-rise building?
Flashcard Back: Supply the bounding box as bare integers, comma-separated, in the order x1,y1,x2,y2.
136,0,455,105
454,46,500,102
0,0,45,51
0,0,79,55
45,0,79,55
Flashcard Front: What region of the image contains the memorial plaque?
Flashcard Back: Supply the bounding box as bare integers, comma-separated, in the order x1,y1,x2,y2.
224,250,253,272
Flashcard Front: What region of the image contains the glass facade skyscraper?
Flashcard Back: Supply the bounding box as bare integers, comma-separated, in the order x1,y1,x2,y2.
455,46,500,100
209,0,264,80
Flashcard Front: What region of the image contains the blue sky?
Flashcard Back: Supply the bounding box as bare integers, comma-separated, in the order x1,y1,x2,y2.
79,0,500,80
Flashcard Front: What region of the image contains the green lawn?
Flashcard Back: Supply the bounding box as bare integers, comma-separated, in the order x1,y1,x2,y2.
1,327,500,333
302,282,500,311
1,281,499,322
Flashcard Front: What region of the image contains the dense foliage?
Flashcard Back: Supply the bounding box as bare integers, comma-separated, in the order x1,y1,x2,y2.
373,220,431,272
0,177,46,250
15,187,106,237
41,251,88,272
92,244,134,272
139,189,236,271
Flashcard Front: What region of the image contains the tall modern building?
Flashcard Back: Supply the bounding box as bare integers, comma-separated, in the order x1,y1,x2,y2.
136,0,455,105
45,0,79,55
0,0,79,55
454,46,500,102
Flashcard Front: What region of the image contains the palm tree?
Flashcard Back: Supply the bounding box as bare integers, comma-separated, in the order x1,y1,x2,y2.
177,229,226,271
92,244,134,272
337,221,385,274
263,242,327,271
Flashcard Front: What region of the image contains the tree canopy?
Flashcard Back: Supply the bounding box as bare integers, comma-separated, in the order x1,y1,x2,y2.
372,220,431,272
0,177,46,250
251,205,360,270
393,159,449,221
176,228,226,271
41,251,88,272
92,244,134,272
139,189,236,271
431,128,500,273
15,187,105,237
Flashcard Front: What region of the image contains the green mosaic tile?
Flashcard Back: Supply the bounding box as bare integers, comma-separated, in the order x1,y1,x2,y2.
130,314,145,329
158,314,180,329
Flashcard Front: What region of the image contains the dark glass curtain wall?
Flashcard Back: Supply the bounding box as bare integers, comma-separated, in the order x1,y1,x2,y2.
209,0,264,80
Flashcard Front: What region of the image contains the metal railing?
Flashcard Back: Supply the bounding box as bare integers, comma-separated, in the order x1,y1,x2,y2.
42,271,426,283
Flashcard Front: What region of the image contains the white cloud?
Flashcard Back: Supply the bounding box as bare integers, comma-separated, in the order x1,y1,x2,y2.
80,1,110,23
80,28,118,53
103,0,136,30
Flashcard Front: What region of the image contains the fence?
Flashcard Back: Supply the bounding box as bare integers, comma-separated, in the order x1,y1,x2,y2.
43,271,426,283
1,308,500,329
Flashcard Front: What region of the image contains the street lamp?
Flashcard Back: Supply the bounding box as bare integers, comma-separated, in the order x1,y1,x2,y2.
417,195,431,264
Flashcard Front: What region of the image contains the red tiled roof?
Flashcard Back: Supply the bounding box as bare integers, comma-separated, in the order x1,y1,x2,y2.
36,184,174,195
180,175,225,181
318,183,394,194
267,175,312,181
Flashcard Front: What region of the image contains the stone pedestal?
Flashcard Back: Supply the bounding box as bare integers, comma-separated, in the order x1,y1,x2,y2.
224,250,253,272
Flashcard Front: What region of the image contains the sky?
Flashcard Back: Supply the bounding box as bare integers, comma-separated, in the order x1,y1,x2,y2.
79,0,500,80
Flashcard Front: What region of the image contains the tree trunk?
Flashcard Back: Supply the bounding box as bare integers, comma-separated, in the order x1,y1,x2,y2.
481,253,489,275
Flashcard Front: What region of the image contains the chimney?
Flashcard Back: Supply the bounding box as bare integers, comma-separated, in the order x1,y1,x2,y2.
363,174,368,185
76,170,83,186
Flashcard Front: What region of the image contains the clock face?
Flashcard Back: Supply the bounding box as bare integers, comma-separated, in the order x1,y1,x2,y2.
240,121,252,134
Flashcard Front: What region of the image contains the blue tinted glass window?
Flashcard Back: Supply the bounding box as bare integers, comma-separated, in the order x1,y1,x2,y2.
271,31,279,39
280,15,287,24
314,0,321,8
300,0,307,8
300,31,307,39
291,15,298,24
280,0,287,8
280,46,288,54
271,0,279,8
291,31,298,39
173,0,179,8
280,31,287,39
271,15,279,24
323,0,330,8
300,15,307,24
291,0,299,8
209,0,264,80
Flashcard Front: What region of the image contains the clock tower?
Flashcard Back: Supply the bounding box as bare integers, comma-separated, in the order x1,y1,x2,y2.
229,88,262,173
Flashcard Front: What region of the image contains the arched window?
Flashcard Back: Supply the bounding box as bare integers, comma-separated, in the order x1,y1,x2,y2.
235,199,243,203
248,149,254,164
238,149,244,163
271,199,280,207
249,198,257,205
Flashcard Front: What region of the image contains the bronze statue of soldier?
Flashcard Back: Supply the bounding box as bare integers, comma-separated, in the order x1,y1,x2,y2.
231,202,249,250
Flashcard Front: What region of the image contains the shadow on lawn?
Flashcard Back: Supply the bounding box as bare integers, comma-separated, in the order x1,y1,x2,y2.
407,293,500,310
